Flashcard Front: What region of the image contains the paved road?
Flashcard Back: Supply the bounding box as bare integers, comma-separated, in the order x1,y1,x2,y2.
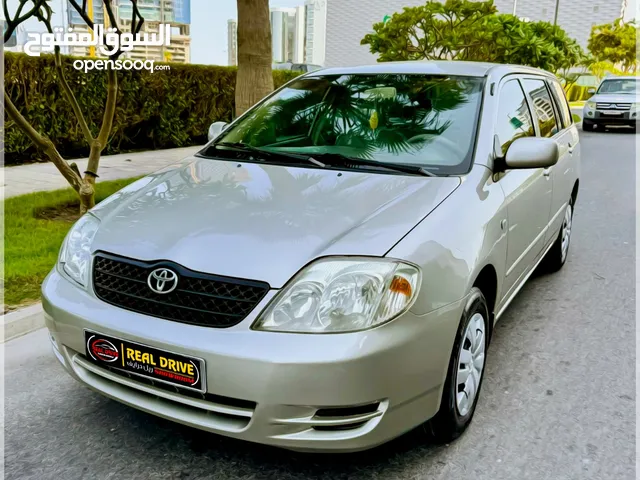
5,130,635,480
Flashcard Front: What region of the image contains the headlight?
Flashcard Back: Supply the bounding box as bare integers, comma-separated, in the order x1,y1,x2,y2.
585,101,596,110
59,213,100,287
253,258,421,333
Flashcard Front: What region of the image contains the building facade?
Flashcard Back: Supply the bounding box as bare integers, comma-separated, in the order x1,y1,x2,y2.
227,20,238,66
66,0,191,63
292,5,307,64
228,2,326,67
3,23,28,53
304,0,327,65
325,0,626,67
269,7,306,64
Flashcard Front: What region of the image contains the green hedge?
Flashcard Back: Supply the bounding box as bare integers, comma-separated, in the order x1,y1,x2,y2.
4,53,300,165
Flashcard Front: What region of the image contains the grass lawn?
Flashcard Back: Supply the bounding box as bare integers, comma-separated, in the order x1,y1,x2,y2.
5,177,140,310
572,113,582,123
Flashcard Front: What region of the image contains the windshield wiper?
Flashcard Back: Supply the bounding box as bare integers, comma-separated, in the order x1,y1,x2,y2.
203,144,438,176
309,152,439,177
209,142,325,167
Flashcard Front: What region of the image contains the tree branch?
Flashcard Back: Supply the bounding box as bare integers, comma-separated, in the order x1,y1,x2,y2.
68,0,96,29
103,1,121,35
54,47,95,143
3,0,48,42
4,91,82,191
96,67,118,150
130,0,145,39
37,15,95,144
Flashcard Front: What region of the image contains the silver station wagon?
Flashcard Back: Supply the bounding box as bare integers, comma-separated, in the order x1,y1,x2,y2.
43,61,580,452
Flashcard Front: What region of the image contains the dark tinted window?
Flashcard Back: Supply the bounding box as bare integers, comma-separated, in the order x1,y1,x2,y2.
548,80,572,128
522,79,559,137
495,79,535,155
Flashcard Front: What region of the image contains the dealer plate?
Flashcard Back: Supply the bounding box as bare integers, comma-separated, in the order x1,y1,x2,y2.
84,330,206,392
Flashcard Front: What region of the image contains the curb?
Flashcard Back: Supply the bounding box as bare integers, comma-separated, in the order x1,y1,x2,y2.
3,303,45,343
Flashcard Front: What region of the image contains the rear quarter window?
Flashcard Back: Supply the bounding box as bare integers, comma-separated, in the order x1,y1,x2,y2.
548,80,573,128
522,79,560,137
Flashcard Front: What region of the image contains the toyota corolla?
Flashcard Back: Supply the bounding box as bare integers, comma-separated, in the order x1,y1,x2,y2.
42,61,580,452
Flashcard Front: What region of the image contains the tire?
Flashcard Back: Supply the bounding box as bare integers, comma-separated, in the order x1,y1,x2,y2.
582,121,594,132
541,198,573,273
426,287,489,443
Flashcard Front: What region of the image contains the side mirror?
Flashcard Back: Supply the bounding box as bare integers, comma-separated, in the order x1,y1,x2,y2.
208,121,229,142
504,137,559,169
587,87,596,95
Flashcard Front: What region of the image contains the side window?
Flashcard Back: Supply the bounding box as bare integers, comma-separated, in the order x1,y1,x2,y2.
522,79,559,137
495,79,535,155
548,79,572,128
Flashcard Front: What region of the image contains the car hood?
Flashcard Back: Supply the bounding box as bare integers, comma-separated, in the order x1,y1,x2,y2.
589,93,637,104
90,157,460,287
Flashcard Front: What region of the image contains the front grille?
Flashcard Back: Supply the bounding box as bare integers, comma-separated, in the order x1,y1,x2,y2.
92,253,270,328
596,102,631,111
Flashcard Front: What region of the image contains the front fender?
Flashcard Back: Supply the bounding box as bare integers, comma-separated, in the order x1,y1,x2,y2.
387,164,507,316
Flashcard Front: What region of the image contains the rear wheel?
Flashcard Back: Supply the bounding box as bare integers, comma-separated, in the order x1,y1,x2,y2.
427,288,489,443
541,198,573,273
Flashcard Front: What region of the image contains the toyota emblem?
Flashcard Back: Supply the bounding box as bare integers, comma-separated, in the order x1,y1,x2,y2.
147,268,178,294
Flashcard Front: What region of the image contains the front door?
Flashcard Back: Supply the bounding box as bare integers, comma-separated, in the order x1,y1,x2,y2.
494,78,553,300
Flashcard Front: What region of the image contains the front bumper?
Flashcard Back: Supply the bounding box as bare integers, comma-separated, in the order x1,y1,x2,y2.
42,269,464,452
583,109,638,125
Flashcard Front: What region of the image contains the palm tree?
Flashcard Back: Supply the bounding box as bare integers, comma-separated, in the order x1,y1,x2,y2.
236,0,274,117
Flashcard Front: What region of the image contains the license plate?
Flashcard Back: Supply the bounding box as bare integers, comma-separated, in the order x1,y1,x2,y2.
602,111,623,116
84,330,206,392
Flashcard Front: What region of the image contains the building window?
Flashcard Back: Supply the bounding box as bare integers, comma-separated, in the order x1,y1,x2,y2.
593,5,599,12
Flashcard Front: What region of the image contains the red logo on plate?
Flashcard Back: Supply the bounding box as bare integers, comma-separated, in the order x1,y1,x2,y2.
88,337,119,363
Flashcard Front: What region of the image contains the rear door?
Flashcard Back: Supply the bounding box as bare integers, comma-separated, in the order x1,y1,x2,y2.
546,78,580,240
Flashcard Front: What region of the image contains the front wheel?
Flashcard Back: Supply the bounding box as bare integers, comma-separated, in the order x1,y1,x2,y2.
582,121,594,132
426,288,489,443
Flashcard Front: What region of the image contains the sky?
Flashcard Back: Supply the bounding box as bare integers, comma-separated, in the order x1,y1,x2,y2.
5,0,638,67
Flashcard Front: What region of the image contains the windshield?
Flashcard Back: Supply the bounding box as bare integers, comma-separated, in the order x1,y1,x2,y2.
597,79,640,94
213,74,485,175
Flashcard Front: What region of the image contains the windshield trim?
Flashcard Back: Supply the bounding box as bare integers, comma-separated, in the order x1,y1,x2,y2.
199,73,487,177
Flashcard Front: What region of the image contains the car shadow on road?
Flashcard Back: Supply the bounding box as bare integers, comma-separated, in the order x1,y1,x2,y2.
584,126,637,134
91,394,451,479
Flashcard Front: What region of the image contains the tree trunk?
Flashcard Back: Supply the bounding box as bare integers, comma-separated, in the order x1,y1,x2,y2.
236,0,274,117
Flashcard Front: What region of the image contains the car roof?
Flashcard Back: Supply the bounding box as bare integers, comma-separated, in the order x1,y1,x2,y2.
310,60,554,78
601,76,638,80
